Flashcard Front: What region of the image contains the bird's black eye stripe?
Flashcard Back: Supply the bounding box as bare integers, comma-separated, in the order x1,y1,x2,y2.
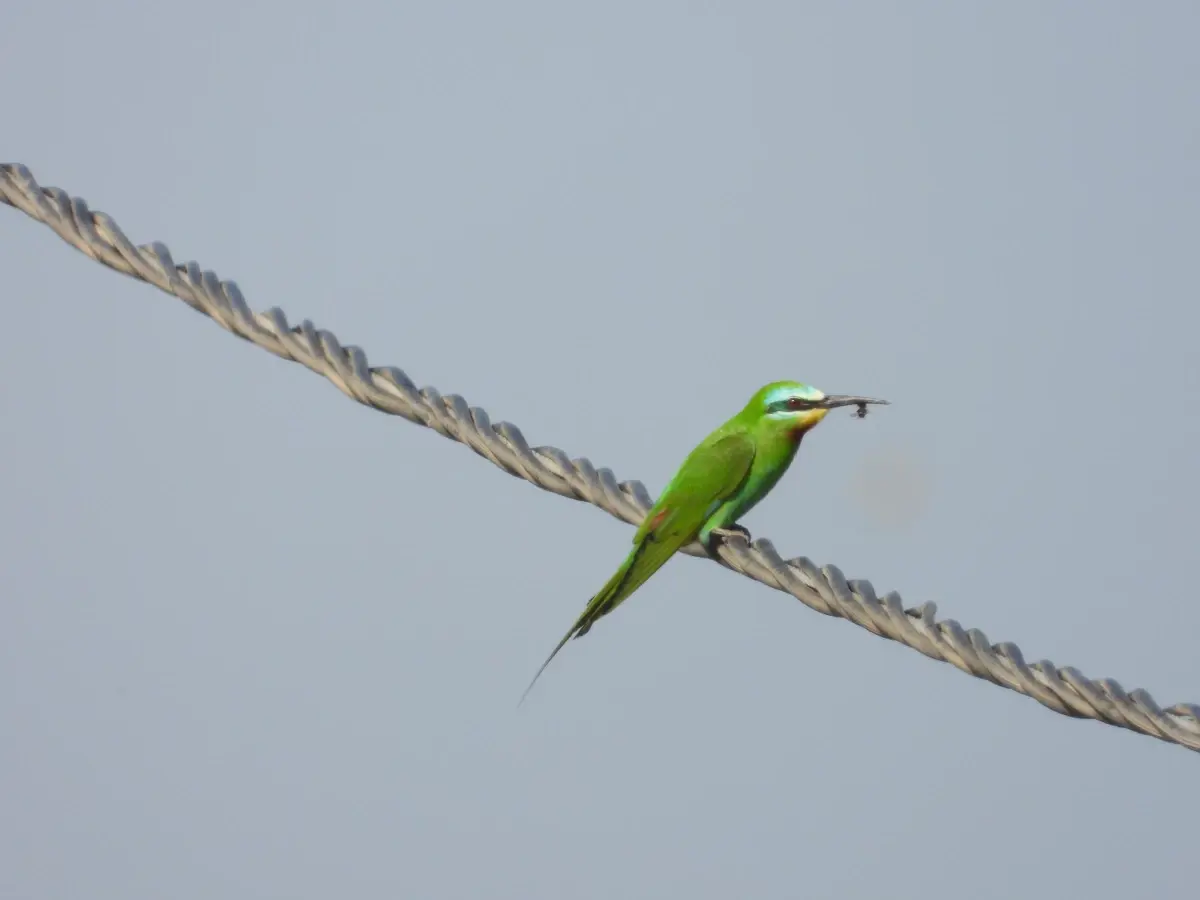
770,397,815,413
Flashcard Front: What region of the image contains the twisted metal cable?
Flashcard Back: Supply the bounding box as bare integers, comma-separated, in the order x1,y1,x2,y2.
3,163,1197,753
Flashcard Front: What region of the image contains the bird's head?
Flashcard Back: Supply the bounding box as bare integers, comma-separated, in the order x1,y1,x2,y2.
748,381,889,437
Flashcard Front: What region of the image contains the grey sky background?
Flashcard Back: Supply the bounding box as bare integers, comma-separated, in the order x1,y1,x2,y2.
2,2,1198,898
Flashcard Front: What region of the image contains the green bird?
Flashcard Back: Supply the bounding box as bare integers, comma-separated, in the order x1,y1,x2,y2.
520,380,887,703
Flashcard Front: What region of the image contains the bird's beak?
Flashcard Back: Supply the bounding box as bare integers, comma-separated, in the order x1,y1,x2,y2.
816,394,890,410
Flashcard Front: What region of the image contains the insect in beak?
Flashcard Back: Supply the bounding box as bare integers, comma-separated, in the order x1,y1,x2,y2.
816,394,890,419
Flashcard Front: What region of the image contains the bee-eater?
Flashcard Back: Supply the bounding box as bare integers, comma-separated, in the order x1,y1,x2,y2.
520,380,887,702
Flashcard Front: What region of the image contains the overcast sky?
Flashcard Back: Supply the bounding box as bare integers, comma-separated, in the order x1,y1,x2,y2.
2,2,1198,898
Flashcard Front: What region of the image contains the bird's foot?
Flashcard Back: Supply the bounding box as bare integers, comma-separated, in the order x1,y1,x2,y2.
703,524,751,559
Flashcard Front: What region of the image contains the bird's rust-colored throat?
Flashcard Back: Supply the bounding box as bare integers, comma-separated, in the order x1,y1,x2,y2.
787,408,829,441
787,423,814,442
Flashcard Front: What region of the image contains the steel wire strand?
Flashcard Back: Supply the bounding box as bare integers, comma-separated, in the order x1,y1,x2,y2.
3,163,1197,752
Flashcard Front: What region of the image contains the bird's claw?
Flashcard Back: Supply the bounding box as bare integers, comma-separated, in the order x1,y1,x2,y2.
703,525,751,559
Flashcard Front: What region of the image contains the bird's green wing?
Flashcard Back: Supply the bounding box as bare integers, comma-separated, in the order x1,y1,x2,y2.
633,431,757,546
519,433,755,703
